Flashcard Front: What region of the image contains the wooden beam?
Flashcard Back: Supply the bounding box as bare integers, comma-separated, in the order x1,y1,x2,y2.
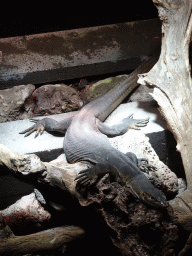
0,19,161,89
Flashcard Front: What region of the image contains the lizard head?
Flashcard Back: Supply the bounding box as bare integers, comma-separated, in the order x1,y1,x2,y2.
128,175,168,209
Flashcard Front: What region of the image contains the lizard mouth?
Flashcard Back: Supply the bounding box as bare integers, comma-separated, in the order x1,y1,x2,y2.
137,190,169,209
127,176,169,209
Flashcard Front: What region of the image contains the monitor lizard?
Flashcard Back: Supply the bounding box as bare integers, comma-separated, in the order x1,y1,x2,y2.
20,52,168,209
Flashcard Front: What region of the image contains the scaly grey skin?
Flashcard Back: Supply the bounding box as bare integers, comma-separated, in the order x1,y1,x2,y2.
20,52,168,209
75,161,167,208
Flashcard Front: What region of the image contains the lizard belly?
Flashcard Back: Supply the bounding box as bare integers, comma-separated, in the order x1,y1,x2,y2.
63,117,141,182
63,114,111,164
63,111,142,182
64,129,111,164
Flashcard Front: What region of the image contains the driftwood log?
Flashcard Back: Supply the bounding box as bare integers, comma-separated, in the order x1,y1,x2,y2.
0,225,84,256
0,144,178,255
138,0,192,255
1,0,192,255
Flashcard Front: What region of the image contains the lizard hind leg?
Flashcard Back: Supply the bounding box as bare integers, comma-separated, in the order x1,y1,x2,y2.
125,152,155,174
137,158,156,174
97,114,149,138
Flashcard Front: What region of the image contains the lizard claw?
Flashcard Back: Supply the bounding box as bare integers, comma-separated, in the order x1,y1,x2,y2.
20,121,45,138
75,167,97,189
129,117,149,130
138,158,156,174
35,125,45,138
127,113,133,119
75,163,121,192
29,118,40,123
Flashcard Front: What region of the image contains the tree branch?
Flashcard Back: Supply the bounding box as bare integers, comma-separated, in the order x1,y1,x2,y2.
0,144,87,196
0,225,84,256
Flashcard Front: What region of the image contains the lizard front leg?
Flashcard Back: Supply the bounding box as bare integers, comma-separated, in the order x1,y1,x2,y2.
97,114,149,137
75,162,122,188
20,111,78,137
75,161,168,209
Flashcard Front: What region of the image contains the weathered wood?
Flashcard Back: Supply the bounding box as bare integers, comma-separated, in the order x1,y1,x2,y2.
0,225,85,255
0,144,86,195
0,141,179,255
139,0,192,188
138,0,192,190
0,19,161,89
138,0,192,254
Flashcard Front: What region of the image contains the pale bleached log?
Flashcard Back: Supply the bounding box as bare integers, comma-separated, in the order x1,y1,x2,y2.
0,144,86,255
138,0,192,254
0,144,87,195
138,0,192,188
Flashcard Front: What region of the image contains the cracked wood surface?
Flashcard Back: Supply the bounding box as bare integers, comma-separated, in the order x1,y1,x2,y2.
138,0,192,189
138,1,192,254
0,225,84,256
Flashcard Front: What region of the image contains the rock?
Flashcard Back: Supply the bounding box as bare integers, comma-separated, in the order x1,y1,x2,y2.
109,130,179,198
0,84,35,123
84,75,128,102
0,83,83,123
31,84,83,116
106,101,180,197
0,193,51,235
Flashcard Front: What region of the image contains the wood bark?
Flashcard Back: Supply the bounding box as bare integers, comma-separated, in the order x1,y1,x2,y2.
0,145,87,255
138,0,192,254
0,144,87,195
0,142,178,255
138,0,192,188
0,225,84,256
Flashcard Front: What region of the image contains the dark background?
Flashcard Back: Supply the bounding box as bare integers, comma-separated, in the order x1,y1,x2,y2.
0,2,158,38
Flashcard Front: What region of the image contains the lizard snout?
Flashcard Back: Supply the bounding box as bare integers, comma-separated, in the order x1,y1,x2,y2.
130,175,169,209
139,190,168,208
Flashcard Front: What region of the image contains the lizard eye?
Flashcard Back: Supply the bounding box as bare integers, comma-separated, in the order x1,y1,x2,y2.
140,190,146,198
140,191,157,202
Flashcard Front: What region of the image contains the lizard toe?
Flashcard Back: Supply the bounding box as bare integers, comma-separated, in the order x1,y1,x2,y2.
35,125,45,138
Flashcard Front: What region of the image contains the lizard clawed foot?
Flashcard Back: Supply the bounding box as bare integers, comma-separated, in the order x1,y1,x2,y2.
75,163,121,191
19,120,45,138
75,167,98,189
129,118,149,130
30,117,41,123
138,158,156,174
